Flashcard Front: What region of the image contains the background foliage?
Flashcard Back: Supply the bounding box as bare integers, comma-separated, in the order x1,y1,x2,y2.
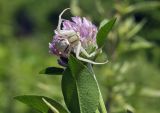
0,0,160,113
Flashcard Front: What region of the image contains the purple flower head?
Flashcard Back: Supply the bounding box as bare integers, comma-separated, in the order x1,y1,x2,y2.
49,9,100,66
49,8,111,65
49,16,98,56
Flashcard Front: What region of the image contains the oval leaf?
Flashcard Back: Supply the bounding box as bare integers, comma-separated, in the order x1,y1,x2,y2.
96,18,116,48
39,67,64,75
62,55,99,113
14,95,69,113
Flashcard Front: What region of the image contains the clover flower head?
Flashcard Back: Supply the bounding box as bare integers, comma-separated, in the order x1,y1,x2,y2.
49,17,98,55
49,8,107,66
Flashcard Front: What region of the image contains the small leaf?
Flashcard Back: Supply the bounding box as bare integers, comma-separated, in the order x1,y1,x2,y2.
126,109,133,113
141,87,160,97
115,1,160,14
14,95,69,113
130,37,154,50
62,55,99,113
126,20,146,39
96,18,116,48
126,1,160,14
39,67,64,75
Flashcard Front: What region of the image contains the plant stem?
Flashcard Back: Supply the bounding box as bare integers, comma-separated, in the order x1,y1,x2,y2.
88,64,107,113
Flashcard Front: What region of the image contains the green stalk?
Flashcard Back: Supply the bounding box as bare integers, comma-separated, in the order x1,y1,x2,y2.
88,64,107,113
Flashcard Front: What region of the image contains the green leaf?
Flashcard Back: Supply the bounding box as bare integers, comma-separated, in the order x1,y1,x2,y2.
39,67,64,75
126,1,160,14
62,55,99,113
115,1,160,14
96,18,116,48
130,37,154,50
126,20,146,39
14,95,69,113
141,87,160,97
126,109,133,113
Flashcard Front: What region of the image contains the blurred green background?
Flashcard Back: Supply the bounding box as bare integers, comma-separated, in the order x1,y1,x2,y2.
0,0,160,113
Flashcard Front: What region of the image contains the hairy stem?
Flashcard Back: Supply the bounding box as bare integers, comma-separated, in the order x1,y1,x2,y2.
88,64,107,113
